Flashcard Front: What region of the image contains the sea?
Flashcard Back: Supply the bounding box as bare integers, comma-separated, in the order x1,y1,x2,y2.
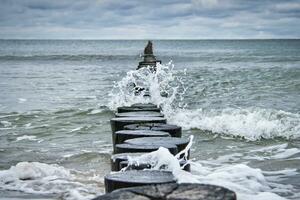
0,40,299,200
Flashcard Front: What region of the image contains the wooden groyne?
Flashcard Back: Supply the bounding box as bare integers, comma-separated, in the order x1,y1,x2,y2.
92,41,236,200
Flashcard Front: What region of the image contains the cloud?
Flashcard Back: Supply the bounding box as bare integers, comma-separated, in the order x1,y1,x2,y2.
0,0,299,39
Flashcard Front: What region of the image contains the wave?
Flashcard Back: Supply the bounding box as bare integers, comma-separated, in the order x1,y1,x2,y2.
0,54,138,61
168,107,300,140
122,145,296,200
0,162,102,200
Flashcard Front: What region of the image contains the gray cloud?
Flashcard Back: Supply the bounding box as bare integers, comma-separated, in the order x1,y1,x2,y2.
0,0,299,39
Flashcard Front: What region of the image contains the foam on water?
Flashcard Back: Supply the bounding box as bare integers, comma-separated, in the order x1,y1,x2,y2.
0,162,103,200
108,62,187,113
108,62,299,140
122,138,297,200
169,107,300,140
16,135,38,141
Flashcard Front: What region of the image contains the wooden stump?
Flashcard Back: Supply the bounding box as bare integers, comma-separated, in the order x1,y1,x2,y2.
104,170,176,193
115,130,170,145
124,123,182,137
114,143,178,155
93,183,237,200
119,159,191,172
111,153,145,171
110,117,167,133
124,137,190,158
117,106,161,113
115,111,164,118
124,137,189,152
130,103,157,108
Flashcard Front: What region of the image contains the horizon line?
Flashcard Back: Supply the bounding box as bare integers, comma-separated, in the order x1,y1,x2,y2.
0,38,300,40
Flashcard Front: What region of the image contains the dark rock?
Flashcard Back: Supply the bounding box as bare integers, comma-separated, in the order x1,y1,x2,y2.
104,170,176,193
115,111,164,118
93,183,236,200
114,143,178,155
124,123,182,137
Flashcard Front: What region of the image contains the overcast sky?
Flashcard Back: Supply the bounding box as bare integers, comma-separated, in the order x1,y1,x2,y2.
0,0,300,39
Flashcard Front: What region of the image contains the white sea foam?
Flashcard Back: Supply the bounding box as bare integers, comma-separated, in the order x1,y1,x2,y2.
0,162,102,200
123,142,296,200
168,107,300,140
108,62,299,140
0,120,12,127
16,135,38,141
18,98,27,103
108,62,187,112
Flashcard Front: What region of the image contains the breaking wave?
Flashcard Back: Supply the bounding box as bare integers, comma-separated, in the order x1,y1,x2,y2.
169,107,300,140
122,138,297,200
0,162,103,200
108,62,300,140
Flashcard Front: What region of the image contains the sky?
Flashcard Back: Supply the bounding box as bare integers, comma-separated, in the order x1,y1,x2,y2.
0,0,300,39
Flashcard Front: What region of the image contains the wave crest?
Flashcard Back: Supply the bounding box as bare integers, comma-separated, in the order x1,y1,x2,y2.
169,107,300,140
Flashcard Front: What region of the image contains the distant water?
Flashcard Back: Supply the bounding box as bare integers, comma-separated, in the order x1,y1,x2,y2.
0,40,299,200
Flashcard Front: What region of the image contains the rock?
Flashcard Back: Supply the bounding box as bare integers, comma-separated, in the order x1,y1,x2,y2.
93,183,237,200
110,117,166,133
104,170,176,193
124,123,182,137
115,111,164,118
114,143,178,155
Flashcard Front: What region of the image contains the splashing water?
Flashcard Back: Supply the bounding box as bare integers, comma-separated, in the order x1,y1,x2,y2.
169,107,300,140
108,61,299,140
120,136,294,200
108,62,187,116
0,162,103,200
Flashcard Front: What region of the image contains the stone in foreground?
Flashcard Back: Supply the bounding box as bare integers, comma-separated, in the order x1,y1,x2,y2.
104,170,175,193
93,183,236,200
